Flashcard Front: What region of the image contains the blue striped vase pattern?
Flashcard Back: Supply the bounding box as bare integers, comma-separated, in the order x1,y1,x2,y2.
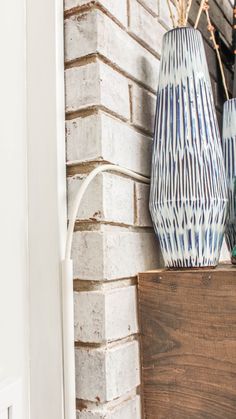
222,98,236,252
149,28,228,268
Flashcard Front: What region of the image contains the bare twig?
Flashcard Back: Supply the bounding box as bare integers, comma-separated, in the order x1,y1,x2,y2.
194,0,206,29
204,3,229,100
170,0,193,27
180,0,186,26
173,0,180,14
166,0,177,28
185,0,193,25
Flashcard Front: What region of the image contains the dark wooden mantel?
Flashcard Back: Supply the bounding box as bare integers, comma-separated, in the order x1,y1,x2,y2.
138,265,236,418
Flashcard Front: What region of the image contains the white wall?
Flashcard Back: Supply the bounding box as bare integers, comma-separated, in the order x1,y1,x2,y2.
26,0,66,418
0,1,66,418
0,1,29,417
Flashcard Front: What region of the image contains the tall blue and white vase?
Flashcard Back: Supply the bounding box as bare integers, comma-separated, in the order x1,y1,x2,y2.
149,27,228,268
222,98,236,252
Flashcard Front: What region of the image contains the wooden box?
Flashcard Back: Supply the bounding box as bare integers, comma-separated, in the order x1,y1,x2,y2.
138,265,236,418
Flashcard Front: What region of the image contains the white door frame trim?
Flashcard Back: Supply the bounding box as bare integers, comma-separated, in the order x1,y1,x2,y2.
26,1,66,418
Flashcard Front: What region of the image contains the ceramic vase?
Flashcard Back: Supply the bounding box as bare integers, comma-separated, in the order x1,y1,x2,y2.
149,27,228,268
222,98,236,252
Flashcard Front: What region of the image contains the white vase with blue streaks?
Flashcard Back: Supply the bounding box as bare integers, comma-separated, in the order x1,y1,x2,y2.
222,98,236,252
149,27,228,268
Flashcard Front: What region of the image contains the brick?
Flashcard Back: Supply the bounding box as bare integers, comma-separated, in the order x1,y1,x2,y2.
65,63,99,112
72,231,104,279
134,182,152,227
77,395,141,418
131,84,156,133
129,0,165,56
64,0,128,27
74,286,138,343
68,172,134,225
72,227,161,280
158,0,177,30
138,0,158,15
65,9,160,91
74,290,105,343
75,340,140,401
65,61,130,120
66,114,101,162
65,13,98,60
68,173,102,221
66,112,152,177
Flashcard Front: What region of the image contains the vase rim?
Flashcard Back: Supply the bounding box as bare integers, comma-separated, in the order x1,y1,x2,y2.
223,97,236,104
164,26,201,37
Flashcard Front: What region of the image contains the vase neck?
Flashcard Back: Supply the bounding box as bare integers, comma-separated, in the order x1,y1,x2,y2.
159,28,210,89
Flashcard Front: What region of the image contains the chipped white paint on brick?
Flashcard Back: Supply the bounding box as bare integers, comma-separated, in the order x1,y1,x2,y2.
74,290,105,342
65,9,160,91
64,0,128,27
68,172,134,225
65,62,130,120
72,228,160,280
75,341,140,402
65,63,100,112
68,173,103,222
66,113,152,176
72,231,105,279
74,286,138,343
66,114,102,162
65,13,98,60
76,395,141,418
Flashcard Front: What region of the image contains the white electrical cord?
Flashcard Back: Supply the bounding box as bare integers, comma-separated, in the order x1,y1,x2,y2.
62,164,150,419
65,164,150,260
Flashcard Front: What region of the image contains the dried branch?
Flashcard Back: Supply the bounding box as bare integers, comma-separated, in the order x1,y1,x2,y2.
185,0,193,25
166,0,177,28
204,3,229,100
168,0,193,27
194,0,206,29
179,0,185,26
173,0,181,14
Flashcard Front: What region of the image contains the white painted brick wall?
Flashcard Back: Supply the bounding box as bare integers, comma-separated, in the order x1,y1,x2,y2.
75,340,140,402
135,182,152,227
66,63,100,112
139,0,158,15
66,114,102,163
66,113,152,176
72,228,160,280
64,0,128,27
68,173,103,221
65,13,98,60
77,395,141,419
65,9,160,91
64,0,165,415
74,285,138,343
131,83,156,133
65,61,130,120
68,173,152,227
129,0,165,56
68,172,134,225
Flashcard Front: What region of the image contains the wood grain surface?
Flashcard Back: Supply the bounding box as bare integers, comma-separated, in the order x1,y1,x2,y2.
138,266,236,418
